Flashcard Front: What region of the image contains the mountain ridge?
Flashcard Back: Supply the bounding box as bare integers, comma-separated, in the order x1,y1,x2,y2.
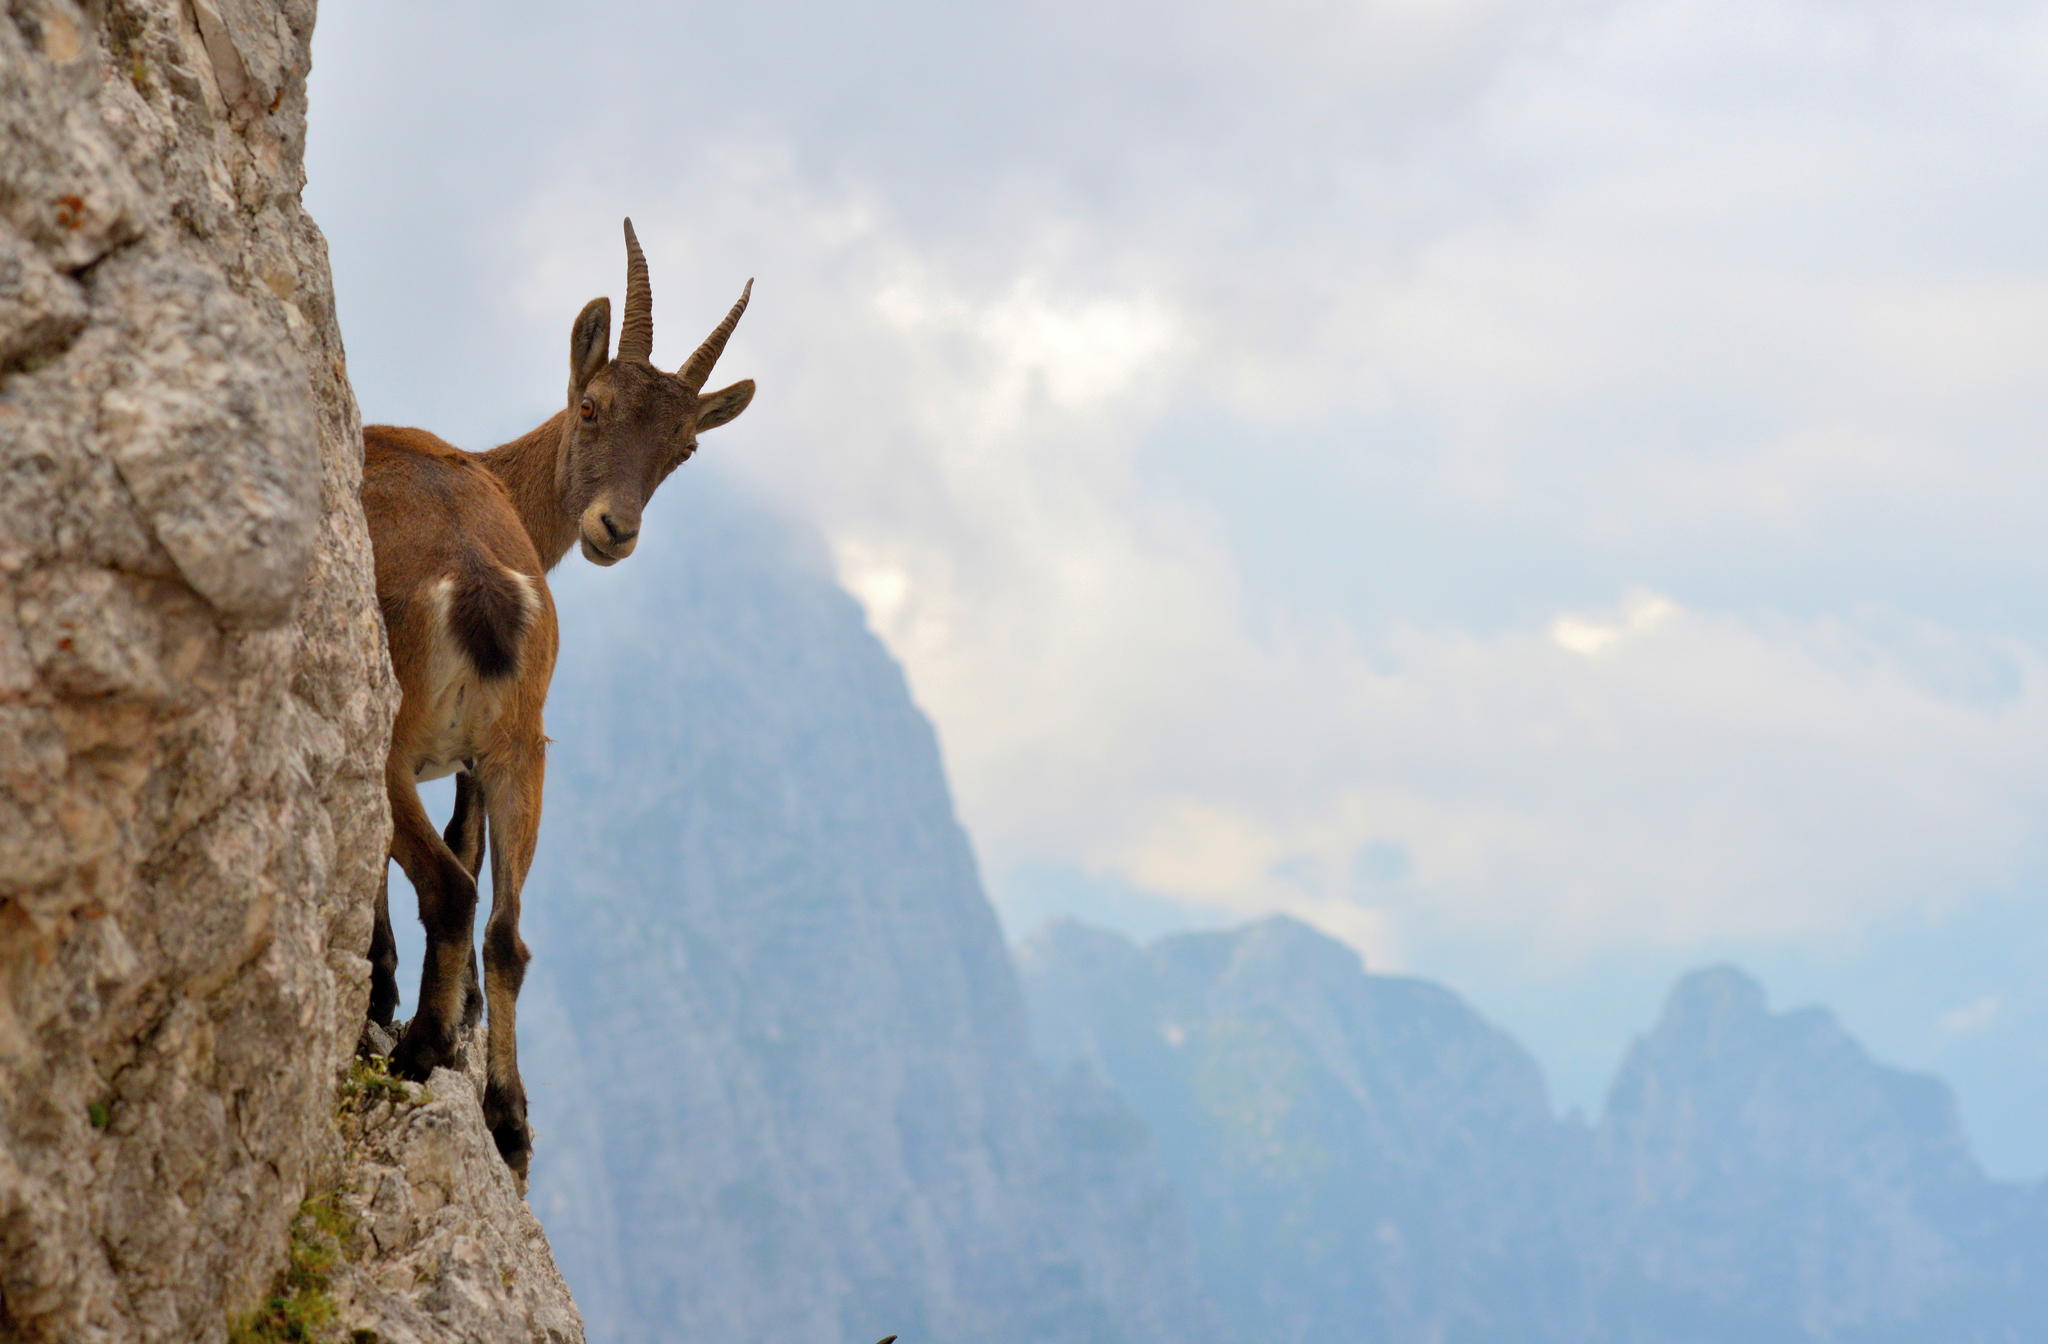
1022,915,2048,1344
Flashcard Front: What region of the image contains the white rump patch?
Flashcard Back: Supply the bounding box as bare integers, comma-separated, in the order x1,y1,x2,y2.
411,572,525,782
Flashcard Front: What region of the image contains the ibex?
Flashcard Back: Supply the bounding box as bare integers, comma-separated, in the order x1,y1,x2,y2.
360,220,753,1177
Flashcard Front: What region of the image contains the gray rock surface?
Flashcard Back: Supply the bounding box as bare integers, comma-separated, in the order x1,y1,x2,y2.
0,3,579,1340
325,1046,583,1344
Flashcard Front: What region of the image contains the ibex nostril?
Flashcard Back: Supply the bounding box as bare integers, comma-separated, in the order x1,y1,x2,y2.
600,513,637,545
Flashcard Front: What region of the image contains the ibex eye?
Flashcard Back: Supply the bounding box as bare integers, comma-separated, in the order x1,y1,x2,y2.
578,398,595,421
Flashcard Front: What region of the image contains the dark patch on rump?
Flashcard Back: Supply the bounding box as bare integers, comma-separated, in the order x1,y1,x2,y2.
448,553,531,681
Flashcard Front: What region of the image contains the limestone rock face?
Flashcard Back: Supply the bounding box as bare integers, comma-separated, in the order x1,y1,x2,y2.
327,1055,583,1344
0,4,579,1341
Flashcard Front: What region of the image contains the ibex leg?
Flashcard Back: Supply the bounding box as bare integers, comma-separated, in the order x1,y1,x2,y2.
367,867,399,1030
477,743,543,1180
388,762,478,1081
443,771,487,1031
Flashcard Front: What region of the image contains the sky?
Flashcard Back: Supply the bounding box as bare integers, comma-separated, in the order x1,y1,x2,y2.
307,0,2048,1175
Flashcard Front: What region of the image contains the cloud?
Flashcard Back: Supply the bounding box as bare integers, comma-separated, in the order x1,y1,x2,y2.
1939,996,2002,1039
310,0,2048,975
1551,590,1676,657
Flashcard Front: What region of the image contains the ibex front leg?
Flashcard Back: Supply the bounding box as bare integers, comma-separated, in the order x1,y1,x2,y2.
388,761,478,1081
477,741,543,1180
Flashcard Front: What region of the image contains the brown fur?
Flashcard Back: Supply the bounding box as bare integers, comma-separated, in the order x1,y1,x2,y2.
359,221,754,1181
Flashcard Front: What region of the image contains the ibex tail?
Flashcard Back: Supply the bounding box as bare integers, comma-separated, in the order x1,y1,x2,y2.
448,554,535,681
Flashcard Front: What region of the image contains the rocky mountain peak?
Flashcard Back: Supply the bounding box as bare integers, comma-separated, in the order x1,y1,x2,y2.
1655,962,1770,1033
1228,913,1368,981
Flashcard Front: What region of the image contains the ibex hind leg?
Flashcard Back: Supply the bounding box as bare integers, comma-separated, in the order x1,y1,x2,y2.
444,770,488,1032
367,866,399,1031
388,763,479,1081
478,746,542,1181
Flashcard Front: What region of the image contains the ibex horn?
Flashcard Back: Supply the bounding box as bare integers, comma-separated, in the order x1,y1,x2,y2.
618,218,654,363
678,278,752,391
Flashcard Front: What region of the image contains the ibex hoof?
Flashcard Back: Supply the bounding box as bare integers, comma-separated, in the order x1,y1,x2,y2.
493,1123,532,1187
390,1019,458,1081
484,1081,532,1184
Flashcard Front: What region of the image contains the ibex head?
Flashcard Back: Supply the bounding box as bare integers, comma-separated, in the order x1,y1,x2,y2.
557,218,755,566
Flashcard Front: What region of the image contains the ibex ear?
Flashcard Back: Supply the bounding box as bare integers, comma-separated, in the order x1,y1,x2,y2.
569,297,611,393
696,378,755,432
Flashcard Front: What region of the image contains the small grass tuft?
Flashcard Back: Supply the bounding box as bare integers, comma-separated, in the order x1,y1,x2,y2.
226,1193,360,1343
87,1101,110,1130
339,1055,411,1110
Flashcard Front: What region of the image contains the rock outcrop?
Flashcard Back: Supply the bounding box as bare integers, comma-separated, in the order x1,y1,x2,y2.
0,3,579,1340
319,1045,581,1344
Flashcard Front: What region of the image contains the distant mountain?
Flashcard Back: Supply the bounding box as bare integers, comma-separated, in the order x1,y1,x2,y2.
1592,965,2048,1342
1022,922,2048,1344
1021,916,1592,1343
516,483,1213,1344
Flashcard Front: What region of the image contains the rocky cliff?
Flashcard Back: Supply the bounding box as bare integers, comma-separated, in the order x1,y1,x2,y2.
0,3,578,1339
